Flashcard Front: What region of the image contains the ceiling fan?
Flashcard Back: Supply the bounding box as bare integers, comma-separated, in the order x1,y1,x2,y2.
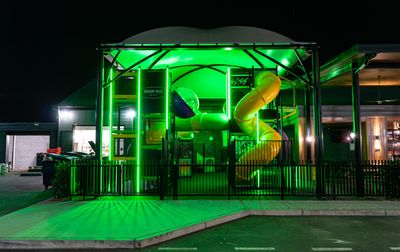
366,75,398,105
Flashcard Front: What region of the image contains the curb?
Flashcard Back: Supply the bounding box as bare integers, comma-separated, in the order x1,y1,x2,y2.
135,211,250,248
302,210,387,216
0,240,136,249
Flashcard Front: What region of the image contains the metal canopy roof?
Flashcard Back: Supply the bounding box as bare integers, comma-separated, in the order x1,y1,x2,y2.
320,44,400,87
101,27,316,98
118,26,296,44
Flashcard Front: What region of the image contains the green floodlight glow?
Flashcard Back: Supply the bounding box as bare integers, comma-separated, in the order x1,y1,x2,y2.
108,68,114,161
136,68,142,194
70,161,76,194
256,111,260,188
165,68,169,130
100,65,105,161
99,59,105,192
226,67,231,120
111,48,302,84
256,111,260,143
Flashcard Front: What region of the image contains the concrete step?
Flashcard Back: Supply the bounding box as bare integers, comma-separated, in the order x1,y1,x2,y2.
20,172,42,176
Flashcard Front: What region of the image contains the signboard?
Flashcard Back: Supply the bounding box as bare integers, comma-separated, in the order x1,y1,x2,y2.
143,86,164,99
142,70,165,114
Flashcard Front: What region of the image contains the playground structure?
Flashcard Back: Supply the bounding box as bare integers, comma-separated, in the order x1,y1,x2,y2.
93,26,323,194
234,71,282,180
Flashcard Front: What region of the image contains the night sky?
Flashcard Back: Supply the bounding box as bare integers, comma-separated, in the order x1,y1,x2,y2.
1,1,399,122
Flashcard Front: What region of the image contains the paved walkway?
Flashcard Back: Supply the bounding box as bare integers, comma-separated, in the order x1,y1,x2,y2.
0,198,399,249
0,172,51,217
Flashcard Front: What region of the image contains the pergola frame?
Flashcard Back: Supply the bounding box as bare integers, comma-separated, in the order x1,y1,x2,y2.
94,41,325,194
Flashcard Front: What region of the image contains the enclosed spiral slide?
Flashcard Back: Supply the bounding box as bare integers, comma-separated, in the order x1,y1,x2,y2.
234,71,282,180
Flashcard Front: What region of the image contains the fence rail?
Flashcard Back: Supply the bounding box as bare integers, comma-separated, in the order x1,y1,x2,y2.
69,159,400,199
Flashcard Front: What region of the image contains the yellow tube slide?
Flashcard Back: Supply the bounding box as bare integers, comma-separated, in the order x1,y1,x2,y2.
234,71,282,180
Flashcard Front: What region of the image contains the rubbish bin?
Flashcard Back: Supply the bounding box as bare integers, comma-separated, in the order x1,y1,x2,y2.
42,160,56,189
0,163,6,176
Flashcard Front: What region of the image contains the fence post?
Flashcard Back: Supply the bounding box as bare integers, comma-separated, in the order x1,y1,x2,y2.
331,162,336,200
315,160,327,199
322,161,326,198
160,160,165,200
228,139,236,198
172,164,178,200
118,161,122,196
83,160,88,200
356,160,364,197
396,160,400,198
385,161,388,197
69,160,73,201
280,161,285,200
227,163,231,200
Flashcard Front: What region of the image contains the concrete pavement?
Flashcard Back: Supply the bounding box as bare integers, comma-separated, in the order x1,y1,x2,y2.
141,216,400,252
0,198,399,250
0,171,51,217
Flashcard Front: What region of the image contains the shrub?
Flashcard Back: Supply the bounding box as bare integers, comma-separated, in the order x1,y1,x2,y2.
51,161,70,198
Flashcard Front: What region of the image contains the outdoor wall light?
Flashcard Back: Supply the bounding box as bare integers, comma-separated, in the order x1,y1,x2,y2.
306,136,313,143
374,135,381,152
126,109,136,119
394,121,399,130
350,132,356,139
59,110,73,120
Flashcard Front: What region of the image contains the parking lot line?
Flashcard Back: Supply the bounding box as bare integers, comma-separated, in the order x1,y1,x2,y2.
312,248,353,251
234,247,276,251
158,247,198,251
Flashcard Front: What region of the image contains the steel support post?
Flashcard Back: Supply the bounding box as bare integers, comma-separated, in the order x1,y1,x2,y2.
312,47,324,162
312,47,324,197
352,62,364,197
95,49,104,161
304,87,312,161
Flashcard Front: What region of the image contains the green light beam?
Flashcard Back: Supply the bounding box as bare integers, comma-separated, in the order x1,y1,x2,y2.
165,68,169,130
136,68,142,194
109,68,113,161
227,67,231,120
256,111,260,188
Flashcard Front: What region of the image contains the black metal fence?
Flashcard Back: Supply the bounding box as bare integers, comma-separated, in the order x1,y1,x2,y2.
70,159,162,198
70,159,400,199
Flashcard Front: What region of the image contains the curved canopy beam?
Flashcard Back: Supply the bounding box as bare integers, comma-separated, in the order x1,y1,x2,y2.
242,50,264,69
103,49,163,88
172,65,226,84
169,64,246,70
293,49,312,84
253,48,309,84
148,50,171,69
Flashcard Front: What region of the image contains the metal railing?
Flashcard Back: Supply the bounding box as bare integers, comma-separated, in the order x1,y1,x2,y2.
69,159,400,199
70,159,162,198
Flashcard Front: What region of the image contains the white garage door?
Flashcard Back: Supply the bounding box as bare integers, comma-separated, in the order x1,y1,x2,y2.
14,135,50,171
